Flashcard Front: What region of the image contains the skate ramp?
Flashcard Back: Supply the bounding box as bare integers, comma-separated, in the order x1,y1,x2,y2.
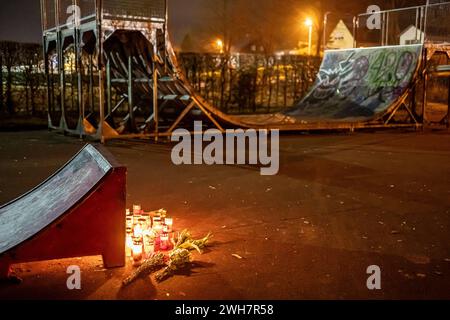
0,145,126,276
168,43,423,129
101,30,422,133
285,44,422,122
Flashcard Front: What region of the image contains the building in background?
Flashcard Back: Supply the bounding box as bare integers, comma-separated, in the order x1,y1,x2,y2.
400,25,425,45
326,20,354,50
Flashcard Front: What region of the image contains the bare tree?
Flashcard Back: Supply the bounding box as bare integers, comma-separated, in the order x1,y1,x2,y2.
20,44,43,116
315,0,324,56
199,0,246,110
0,42,20,114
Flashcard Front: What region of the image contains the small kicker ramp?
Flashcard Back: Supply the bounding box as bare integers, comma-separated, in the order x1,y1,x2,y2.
0,145,126,278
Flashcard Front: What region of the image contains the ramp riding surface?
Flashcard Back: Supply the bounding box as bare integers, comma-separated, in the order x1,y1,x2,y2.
286,45,422,121
0,145,126,278
104,34,422,132
227,45,423,129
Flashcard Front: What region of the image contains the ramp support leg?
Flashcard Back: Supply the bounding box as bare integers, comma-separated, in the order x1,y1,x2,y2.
127,56,136,133
153,55,159,142
102,250,125,269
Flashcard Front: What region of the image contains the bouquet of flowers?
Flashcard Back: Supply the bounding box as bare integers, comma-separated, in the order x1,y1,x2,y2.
122,230,212,286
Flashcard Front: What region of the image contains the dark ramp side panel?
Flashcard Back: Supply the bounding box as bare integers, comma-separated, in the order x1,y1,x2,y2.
0,145,126,277
0,145,110,254
286,44,422,121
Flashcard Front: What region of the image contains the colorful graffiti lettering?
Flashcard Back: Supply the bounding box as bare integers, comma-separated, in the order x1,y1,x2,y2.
287,45,421,120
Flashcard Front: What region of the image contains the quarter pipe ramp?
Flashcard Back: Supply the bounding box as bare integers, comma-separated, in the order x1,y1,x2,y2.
0,145,126,278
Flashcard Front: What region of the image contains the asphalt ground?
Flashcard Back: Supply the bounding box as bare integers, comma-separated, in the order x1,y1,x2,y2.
0,129,449,300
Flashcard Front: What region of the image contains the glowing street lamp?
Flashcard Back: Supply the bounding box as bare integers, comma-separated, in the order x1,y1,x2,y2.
216,39,224,54
304,18,313,56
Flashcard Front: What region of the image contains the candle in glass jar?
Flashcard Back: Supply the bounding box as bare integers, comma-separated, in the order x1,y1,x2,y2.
132,241,143,263
125,235,133,257
152,231,161,252
134,223,143,238
159,209,167,219
126,217,133,229
160,233,169,250
164,217,173,233
153,224,163,236
138,217,147,232
153,215,161,223
144,214,152,230
152,216,162,228
126,227,133,238
143,234,153,257
133,205,141,215
132,247,142,263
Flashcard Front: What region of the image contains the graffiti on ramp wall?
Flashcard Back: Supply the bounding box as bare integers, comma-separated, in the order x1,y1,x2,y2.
287,44,422,121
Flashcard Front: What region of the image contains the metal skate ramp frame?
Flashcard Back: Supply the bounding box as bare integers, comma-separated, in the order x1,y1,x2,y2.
41,0,448,142
0,144,126,278
99,33,423,137
212,44,423,131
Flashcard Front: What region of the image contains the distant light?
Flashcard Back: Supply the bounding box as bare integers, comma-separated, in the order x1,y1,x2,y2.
305,18,313,27
215,39,224,53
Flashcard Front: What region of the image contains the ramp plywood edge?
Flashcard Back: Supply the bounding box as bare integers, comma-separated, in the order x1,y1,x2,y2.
0,144,127,279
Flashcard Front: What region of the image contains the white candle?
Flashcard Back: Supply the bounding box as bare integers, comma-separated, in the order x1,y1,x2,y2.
126,217,133,229
165,217,173,233
134,224,143,238
132,242,143,262
153,224,163,236
159,209,167,218
133,205,141,215
125,235,133,257
153,216,162,227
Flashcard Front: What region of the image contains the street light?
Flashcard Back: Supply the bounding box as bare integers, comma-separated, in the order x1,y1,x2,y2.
304,18,313,56
216,39,224,54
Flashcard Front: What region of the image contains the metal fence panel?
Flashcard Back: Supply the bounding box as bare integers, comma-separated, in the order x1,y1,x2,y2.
426,2,450,43
77,0,96,19
59,0,74,26
356,14,382,47
386,8,423,46
43,0,57,30
103,0,166,21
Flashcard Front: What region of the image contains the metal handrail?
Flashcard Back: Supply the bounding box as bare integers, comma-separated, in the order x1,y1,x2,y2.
357,1,450,17
354,1,450,47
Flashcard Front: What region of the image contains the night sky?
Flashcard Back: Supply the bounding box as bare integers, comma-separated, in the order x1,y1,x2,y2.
0,0,205,44
0,0,426,45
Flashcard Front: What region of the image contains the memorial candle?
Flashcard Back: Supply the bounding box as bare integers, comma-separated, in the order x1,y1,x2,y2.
134,223,143,239
164,217,173,233
133,205,141,215
160,233,169,250
132,241,143,263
